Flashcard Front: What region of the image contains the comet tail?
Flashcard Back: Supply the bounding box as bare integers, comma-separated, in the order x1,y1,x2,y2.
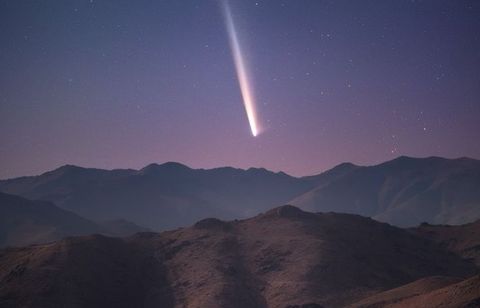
222,1,260,137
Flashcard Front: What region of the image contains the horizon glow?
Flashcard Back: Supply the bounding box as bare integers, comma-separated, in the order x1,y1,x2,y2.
222,1,260,137
1,1,479,180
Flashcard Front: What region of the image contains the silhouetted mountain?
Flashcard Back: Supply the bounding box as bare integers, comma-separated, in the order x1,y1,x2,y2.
0,192,101,247
0,156,479,229
291,156,480,227
0,192,147,247
0,163,318,230
0,205,476,308
301,162,359,186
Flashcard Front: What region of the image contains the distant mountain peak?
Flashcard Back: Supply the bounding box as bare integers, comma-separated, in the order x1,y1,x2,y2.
391,155,447,163
375,155,448,169
52,164,84,172
246,167,270,173
140,162,191,174
41,164,87,178
329,162,358,172
245,167,292,178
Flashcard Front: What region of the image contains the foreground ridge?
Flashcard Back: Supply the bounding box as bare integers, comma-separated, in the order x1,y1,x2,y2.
0,205,477,308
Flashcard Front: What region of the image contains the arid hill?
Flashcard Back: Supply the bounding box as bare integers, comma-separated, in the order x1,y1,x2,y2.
0,205,476,308
412,219,480,266
351,275,480,308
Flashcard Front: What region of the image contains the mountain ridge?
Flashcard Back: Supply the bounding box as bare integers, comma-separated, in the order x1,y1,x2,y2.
4,155,476,180
0,192,147,248
290,156,480,227
1,156,479,229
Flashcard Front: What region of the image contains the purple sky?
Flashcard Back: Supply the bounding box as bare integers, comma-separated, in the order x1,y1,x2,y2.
1,0,479,179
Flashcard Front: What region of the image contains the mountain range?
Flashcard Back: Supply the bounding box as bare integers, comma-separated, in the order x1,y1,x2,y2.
1,156,480,307
0,205,478,308
292,156,480,227
1,156,479,230
0,192,147,247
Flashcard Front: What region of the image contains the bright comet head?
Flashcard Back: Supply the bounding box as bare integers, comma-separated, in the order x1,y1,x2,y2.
221,1,261,137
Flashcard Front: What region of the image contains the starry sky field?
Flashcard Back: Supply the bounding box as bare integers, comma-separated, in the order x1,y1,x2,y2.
1,0,479,179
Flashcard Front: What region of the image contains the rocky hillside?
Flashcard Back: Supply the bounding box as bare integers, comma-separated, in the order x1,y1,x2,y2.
0,205,476,308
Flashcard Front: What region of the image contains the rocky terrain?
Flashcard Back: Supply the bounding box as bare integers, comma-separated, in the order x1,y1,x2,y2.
351,275,480,308
412,219,480,267
0,205,477,308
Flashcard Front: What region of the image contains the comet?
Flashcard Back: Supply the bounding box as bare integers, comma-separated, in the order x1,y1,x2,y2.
221,1,260,137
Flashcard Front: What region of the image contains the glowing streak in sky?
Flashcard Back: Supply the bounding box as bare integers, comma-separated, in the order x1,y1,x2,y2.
222,1,260,137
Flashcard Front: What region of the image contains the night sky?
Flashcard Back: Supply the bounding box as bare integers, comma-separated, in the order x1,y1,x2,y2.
1,0,479,179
